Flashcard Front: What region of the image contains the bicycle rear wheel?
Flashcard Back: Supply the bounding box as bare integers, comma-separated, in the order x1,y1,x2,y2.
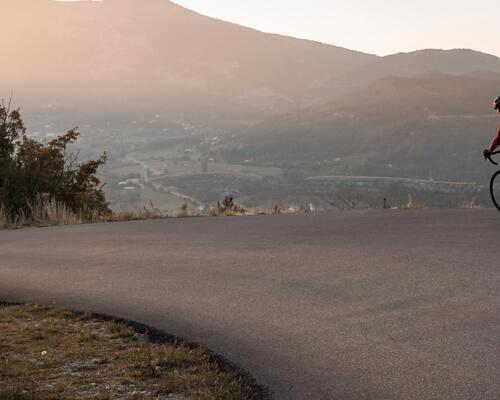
490,170,500,211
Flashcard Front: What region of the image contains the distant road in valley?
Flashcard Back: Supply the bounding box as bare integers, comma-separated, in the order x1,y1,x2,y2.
307,175,479,186
1,210,500,399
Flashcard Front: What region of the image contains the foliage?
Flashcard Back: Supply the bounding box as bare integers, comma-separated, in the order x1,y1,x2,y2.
212,195,246,216
0,101,109,224
178,202,189,218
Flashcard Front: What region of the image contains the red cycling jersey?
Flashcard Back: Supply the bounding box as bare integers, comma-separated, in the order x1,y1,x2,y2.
489,123,500,153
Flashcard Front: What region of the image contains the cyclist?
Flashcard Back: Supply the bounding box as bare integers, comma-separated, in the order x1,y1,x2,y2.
484,96,500,160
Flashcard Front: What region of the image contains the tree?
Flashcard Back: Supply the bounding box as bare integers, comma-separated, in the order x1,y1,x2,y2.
0,101,109,222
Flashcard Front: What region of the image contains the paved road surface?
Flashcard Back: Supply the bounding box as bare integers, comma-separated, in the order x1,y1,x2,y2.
1,209,500,399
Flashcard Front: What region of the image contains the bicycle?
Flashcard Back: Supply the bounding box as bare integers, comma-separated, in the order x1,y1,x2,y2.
485,150,500,211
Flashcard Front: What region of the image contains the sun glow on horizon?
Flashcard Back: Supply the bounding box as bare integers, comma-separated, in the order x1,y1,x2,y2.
173,0,499,57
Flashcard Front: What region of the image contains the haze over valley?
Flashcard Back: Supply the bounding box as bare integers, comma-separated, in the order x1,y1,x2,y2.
5,4,500,400
3,0,499,211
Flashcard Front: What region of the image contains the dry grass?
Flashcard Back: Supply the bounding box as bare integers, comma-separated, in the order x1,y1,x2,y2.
1,200,167,229
0,304,262,400
28,196,83,226
401,194,424,210
0,206,28,230
1,197,84,229
458,200,481,209
0,206,9,229
111,202,167,222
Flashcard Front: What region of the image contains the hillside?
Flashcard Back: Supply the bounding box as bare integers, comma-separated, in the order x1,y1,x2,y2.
3,1,500,127
0,0,374,123
231,72,500,183
344,49,500,87
3,2,500,123
4,1,500,208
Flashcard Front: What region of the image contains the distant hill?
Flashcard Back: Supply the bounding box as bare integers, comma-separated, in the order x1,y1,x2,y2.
344,49,500,87
3,1,500,127
0,0,374,122
231,73,500,182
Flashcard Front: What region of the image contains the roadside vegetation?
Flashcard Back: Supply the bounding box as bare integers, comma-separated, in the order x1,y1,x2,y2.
211,196,246,217
0,100,109,228
0,101,295,229
1,101,480,230
0,304,263,400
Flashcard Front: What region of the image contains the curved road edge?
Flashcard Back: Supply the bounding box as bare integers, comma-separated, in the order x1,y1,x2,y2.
0,299,273,400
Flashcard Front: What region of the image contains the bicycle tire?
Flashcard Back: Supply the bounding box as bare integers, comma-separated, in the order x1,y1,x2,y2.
490,170,500,212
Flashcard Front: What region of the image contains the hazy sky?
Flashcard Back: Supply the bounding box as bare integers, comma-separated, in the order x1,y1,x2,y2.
174,0,499,57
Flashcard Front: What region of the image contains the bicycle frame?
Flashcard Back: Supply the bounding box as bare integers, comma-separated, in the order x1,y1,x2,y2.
487,150,500,165
487,151,500,211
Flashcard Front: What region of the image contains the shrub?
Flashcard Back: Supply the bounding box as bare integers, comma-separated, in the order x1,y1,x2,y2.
0,100,109,224
177,202,189,218
212,195,246,216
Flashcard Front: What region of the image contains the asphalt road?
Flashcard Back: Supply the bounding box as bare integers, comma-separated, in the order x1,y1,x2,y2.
1,209,500,399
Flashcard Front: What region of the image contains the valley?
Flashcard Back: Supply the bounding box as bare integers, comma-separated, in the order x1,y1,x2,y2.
4,0,500,212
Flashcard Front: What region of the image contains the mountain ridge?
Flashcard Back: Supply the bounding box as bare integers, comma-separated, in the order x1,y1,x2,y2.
1,0,375,121
4,0,500,124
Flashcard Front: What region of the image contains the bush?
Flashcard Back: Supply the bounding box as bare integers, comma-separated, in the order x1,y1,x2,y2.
212,195,246,216
0,100,109,225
